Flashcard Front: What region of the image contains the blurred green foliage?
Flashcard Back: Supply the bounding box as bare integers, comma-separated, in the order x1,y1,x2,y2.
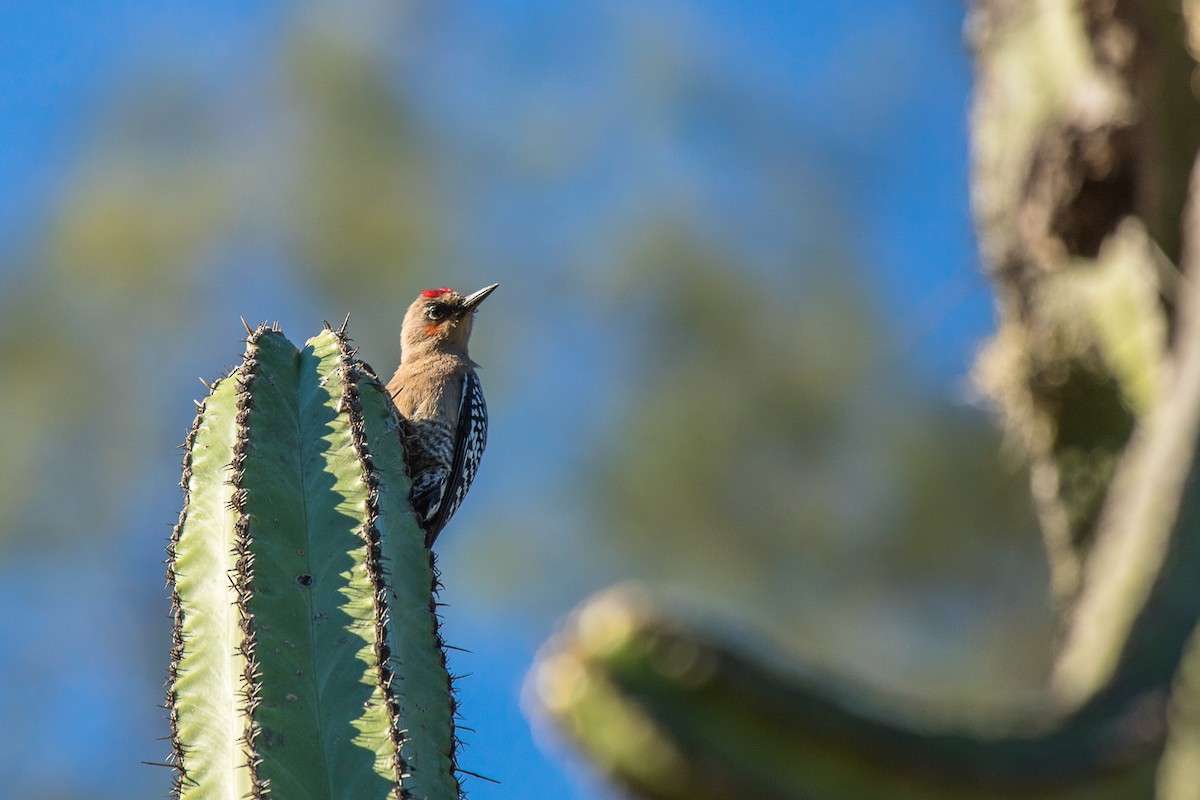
583,227,1051,706
0,3,1050,798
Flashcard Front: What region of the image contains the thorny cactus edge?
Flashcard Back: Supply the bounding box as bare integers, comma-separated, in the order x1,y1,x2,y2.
167,322,462,800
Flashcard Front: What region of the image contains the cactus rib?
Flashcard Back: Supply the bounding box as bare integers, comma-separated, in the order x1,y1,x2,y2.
169,367,251,798
347,335,464,798
334,328,410,797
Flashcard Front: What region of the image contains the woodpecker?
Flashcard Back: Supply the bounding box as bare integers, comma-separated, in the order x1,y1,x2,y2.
386,284,497,544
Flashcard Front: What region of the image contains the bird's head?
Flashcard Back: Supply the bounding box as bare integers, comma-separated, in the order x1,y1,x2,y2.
400,283,498,358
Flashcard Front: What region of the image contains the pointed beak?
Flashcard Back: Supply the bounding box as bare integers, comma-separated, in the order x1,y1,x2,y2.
462,283,499,312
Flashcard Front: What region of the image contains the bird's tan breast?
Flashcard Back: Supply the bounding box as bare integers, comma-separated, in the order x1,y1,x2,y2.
386,356,466,427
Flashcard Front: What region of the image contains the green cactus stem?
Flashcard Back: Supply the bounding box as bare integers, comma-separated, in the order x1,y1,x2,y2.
167,323,461,800
529,586,1161,800
527,295,1200,798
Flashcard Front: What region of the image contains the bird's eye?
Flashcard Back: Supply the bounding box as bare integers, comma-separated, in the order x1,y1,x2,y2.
425,304,448,321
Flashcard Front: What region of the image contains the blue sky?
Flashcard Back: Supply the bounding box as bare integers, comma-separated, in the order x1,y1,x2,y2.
0,3,996,798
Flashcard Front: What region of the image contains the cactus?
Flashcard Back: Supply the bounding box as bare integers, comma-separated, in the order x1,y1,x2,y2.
528,282,1200,796
166,323,461,800
530,587,1163,800
529,3,1200,798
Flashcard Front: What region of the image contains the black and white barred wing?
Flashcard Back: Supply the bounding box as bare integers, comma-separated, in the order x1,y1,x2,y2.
426,370,488,541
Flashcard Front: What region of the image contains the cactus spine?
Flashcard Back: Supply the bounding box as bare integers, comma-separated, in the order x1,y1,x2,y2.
167,324,461,800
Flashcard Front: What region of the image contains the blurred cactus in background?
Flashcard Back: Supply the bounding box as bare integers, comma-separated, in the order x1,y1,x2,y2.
168,324,460,800
528,3,1200,798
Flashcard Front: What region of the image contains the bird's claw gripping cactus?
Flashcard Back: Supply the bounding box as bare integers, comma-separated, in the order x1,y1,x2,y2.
167,323,462,800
